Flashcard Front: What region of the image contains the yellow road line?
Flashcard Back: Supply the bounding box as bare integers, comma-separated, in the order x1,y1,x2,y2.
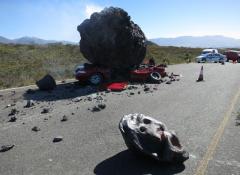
194,87,240,175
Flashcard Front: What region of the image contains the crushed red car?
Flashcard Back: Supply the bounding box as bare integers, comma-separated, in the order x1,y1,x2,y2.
75,63,167,85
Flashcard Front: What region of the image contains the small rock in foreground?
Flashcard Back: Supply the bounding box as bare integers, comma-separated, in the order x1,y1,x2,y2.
61,115,68,122
8,116,17,122
91,106,101,112
98,103,106,109
143,86,150,92
8,108,18,116
32,126,40,132
0,145,14,152
53,136,63,143
41,108,50,114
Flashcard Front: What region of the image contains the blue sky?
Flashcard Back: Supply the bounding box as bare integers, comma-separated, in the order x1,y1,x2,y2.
1,0,239,42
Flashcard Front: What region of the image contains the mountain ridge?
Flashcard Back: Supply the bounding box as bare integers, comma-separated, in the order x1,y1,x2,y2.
0,36,77,45
1,35,240,48
150,35,240,48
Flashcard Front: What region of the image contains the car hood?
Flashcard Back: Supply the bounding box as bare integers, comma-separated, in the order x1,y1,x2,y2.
196,55,205,59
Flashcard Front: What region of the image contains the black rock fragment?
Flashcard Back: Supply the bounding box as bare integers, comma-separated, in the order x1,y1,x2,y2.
53,136,63,143
61,115,68,122
8,116,17,122
32,126,40,132
0,145,14,152
36,74,56,91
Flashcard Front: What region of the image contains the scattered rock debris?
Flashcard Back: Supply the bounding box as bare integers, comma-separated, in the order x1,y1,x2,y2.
0,145,14,152
53,136,63,143
166,81,172,84
61,115,68,122
128,86,138,90
41,108,50,114
143,85,150,92
8,116,17,122
24,100,34,108
32,126,40,132
98,103,106,109
8,108,18,116
91,106,101,112
6,103,16,108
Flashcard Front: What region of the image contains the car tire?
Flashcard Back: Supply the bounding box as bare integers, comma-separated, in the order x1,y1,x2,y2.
149,72,161,83
88,73,103,85
238,58,240,63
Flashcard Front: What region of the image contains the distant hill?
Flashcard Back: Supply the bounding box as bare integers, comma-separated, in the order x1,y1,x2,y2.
0,36,77,45
150,35,240,48
0,36,12,44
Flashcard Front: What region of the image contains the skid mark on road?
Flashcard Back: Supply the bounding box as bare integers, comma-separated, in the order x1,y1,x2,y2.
194,87,240,175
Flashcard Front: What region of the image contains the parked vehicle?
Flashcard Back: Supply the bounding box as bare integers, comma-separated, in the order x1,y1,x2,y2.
75,63,111,85
224,50,240,62
201,49,218,54
75,63,167,85
196,53,226,63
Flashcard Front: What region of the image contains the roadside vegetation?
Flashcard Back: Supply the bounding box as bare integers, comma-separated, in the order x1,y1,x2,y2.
0,43,84,89
0,42,218,89
145,41,202,64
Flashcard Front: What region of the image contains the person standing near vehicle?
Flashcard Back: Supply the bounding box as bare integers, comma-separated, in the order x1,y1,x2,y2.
149,58,155,66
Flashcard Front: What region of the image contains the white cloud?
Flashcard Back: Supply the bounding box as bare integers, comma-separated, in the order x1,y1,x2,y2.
85,4,103,18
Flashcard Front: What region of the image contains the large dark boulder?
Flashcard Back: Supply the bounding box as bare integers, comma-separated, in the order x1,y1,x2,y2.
36,74,56,91
77,7,146,69
119,113,189,163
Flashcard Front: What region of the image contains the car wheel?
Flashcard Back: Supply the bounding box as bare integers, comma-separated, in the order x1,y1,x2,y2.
149,72,161,83
89,73,103,85
238,58,240,63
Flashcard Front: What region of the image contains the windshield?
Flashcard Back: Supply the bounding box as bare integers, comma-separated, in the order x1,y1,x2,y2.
202,51,211,54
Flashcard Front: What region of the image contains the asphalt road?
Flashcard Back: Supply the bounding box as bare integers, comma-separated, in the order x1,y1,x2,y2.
0,63,240,175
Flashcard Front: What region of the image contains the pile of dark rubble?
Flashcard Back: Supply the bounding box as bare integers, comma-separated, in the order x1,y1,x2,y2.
0,70,182,154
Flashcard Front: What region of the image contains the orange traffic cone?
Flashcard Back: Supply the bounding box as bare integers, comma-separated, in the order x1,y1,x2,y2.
196,66,204,82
